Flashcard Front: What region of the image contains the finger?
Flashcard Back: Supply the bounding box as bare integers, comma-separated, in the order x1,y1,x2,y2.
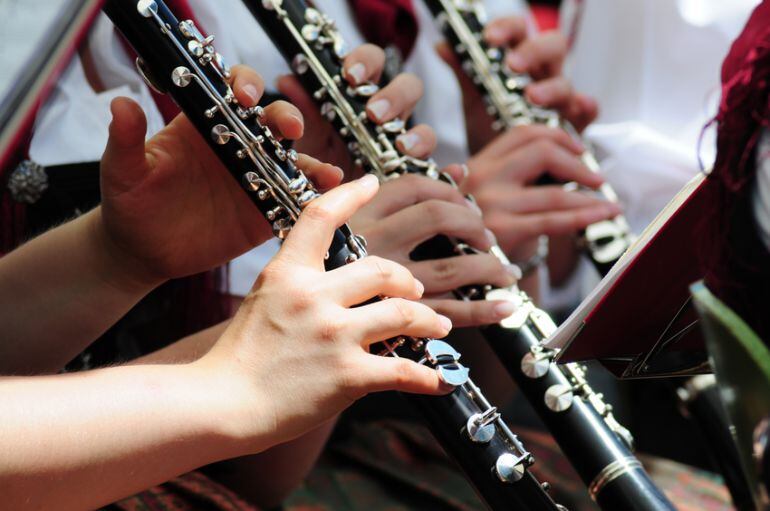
276,75,323,124
395,124,437,158
229,64,266,107
281,175,379,266
484,16,528,48
356,354,452,395
343,43,386,85
102,97,150,193
378,200,494,251
407,253,518,294
506,31,568,79
325,256,423,306
485,203,622,243
363,173,468,220
351,298,452,345
440,163,469,186
262,100,304,140
562,93,599,133
475,185,615,215
295,153,343,191
367,73,423,123
526,76,574,112
485,124,583,159
499,140,604,188
421,298,518,328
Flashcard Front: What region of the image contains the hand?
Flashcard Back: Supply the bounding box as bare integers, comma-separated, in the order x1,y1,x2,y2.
464,125,621,259
436,16,598,154
200,176,453,447
98,65,343,291
350,173,520,327
278,44,436,173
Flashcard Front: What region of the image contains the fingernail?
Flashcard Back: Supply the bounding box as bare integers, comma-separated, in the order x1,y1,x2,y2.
507,52,527,71
415,279,425,297
396,132,421,152
465,198,483,216
359,174,379,189
438,315,453,333
461,163,470,182
242,83,259,105
346,62,366,85
367,98,391,121
485,228,499,247
506,264,523,281
494,301,517,319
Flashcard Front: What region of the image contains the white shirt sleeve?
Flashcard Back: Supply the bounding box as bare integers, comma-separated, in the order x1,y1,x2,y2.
754,130,770,251
28,13,165,167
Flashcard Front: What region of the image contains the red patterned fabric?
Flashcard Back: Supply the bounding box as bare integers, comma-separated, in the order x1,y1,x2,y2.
104,471,259,511
347,0,419,59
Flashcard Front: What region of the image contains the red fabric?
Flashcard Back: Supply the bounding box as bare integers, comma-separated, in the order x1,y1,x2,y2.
530,6,560,31
119,0,203,123
703,0,770,342
347,0,419,59
711,0,770,193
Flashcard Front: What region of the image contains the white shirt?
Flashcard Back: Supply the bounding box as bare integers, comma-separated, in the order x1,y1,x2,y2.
546,0,759,308
755,130,770,251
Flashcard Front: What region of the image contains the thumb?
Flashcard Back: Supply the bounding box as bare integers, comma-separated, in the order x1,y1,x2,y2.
101,97,150,194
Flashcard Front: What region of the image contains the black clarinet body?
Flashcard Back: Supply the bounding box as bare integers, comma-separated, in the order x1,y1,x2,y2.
420,0,633,277
678,375,755,510
104,2,562,509
239,1,675,509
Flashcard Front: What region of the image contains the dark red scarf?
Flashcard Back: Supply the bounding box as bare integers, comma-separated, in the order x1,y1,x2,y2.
347,0,419,59
703,0,770,342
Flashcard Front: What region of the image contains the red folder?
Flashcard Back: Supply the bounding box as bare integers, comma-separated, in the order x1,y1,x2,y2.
547,174,715,378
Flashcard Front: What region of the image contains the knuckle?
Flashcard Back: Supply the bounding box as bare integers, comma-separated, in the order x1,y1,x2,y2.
287,286,315,314
422,199,448,224
546,188,567,207
391,298,416,325
316,315,343,343
369,256,394,282
303,202,334,223
430,258,459,283
392,359,415,387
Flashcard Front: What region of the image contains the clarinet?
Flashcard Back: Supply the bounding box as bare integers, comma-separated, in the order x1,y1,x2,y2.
103,1,562,509
678,375,755,510
242,2,675,509
420,0,633,277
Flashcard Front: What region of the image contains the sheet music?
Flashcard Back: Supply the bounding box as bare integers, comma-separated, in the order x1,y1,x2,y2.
0,0,72,103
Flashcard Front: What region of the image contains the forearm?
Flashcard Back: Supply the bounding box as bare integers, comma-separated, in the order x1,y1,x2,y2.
0,208,156,374
0,363,255,511
132,322,229,364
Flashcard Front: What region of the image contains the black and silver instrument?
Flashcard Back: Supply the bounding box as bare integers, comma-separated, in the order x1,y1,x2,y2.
677,375,754,510
103,1,561,509
241,1,674,509
420,0,633,276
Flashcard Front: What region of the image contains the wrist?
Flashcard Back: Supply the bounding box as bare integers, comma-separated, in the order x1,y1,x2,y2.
190,344,275,455
83,208,165,295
